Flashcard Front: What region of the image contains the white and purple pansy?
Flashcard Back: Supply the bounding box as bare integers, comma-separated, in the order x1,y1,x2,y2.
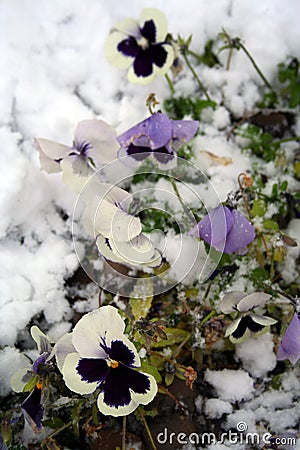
82,179,162,267
104,8,174,84
10,326,53,432
220,291,277,343
117,112,199,169
35,119,118,192
189,205,256,255
53,306,157,416
277,312,300,364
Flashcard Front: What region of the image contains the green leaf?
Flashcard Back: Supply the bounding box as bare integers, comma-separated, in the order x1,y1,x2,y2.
23,374,38,393
140,360,162,383
252,198,266,217
165,372,175,386
150,328,190,348
263,219,279,230
130,278,153,321
280,180,288,191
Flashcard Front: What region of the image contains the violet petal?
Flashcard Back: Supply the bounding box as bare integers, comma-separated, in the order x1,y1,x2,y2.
224,209,256,254
117,113,172,150
277,313,300,364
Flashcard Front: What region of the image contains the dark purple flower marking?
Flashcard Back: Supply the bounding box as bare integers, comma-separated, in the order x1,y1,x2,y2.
117,112,198,167
231,316,265,340
277,312,300,364
76,339,150,410
189,205,256,254
21,386,43,432
117,18,168,78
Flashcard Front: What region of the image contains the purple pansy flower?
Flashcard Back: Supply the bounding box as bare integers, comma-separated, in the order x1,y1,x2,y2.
277,312,300,364
10,327,52,432
220,291,277,343
104,8,174,84
189,205,256,255
54,306,157,416
117,112,198,169
35,119,118,192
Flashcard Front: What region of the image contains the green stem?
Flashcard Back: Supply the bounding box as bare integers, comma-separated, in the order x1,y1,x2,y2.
138,409,157,450
182,51,212,101
165,73,175,95
199,309,217,327
275,136,300,145
239,42,275,94
226,46,234,71
170,179,195,225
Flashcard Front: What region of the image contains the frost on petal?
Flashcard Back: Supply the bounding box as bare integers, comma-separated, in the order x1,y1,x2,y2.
74,120,119,165
139,8,168,42
221,291,247,314
224,209,256,254
277,313,300,364
237,292,272,313
172,119,199,149
30,326,51,354
97,366,157,416
72,306,125,359
194,206,234,252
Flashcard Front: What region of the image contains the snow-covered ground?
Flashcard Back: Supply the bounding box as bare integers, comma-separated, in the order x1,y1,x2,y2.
1,0,300,448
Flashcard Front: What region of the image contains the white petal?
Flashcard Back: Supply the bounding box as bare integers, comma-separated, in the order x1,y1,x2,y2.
10,368,32,393
74,120,119,165
96,372,157,417
250,314,277,326
139,8,168,42
30,326,51,354
82,180,133,213
61,353,98,394
37,147,61,173
35,138,71,160
224,318,241,337
51,333,75,373
109,233,156,265
221,292,247,314
230,328,251,344
96,234,126,264
104,30,135,69
237,292,272,312
94,201,142,242
72,306,125,358
61,156,92,193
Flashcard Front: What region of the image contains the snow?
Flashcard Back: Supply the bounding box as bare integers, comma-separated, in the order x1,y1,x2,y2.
1,0,300,446
205,369,254,402
235,333,277,377
204,398,233,419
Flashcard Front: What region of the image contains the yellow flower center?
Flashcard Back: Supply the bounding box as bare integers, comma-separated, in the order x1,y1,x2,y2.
108,360,119,369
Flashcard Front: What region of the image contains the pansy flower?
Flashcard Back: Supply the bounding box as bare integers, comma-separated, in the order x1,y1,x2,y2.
82,179,162,267
220,291,277,343
117,112,198,169
53,306,157,416
277,312,300,364
35,119,118,192
10,327,53,432
189,205,256,255
104,8,174,84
